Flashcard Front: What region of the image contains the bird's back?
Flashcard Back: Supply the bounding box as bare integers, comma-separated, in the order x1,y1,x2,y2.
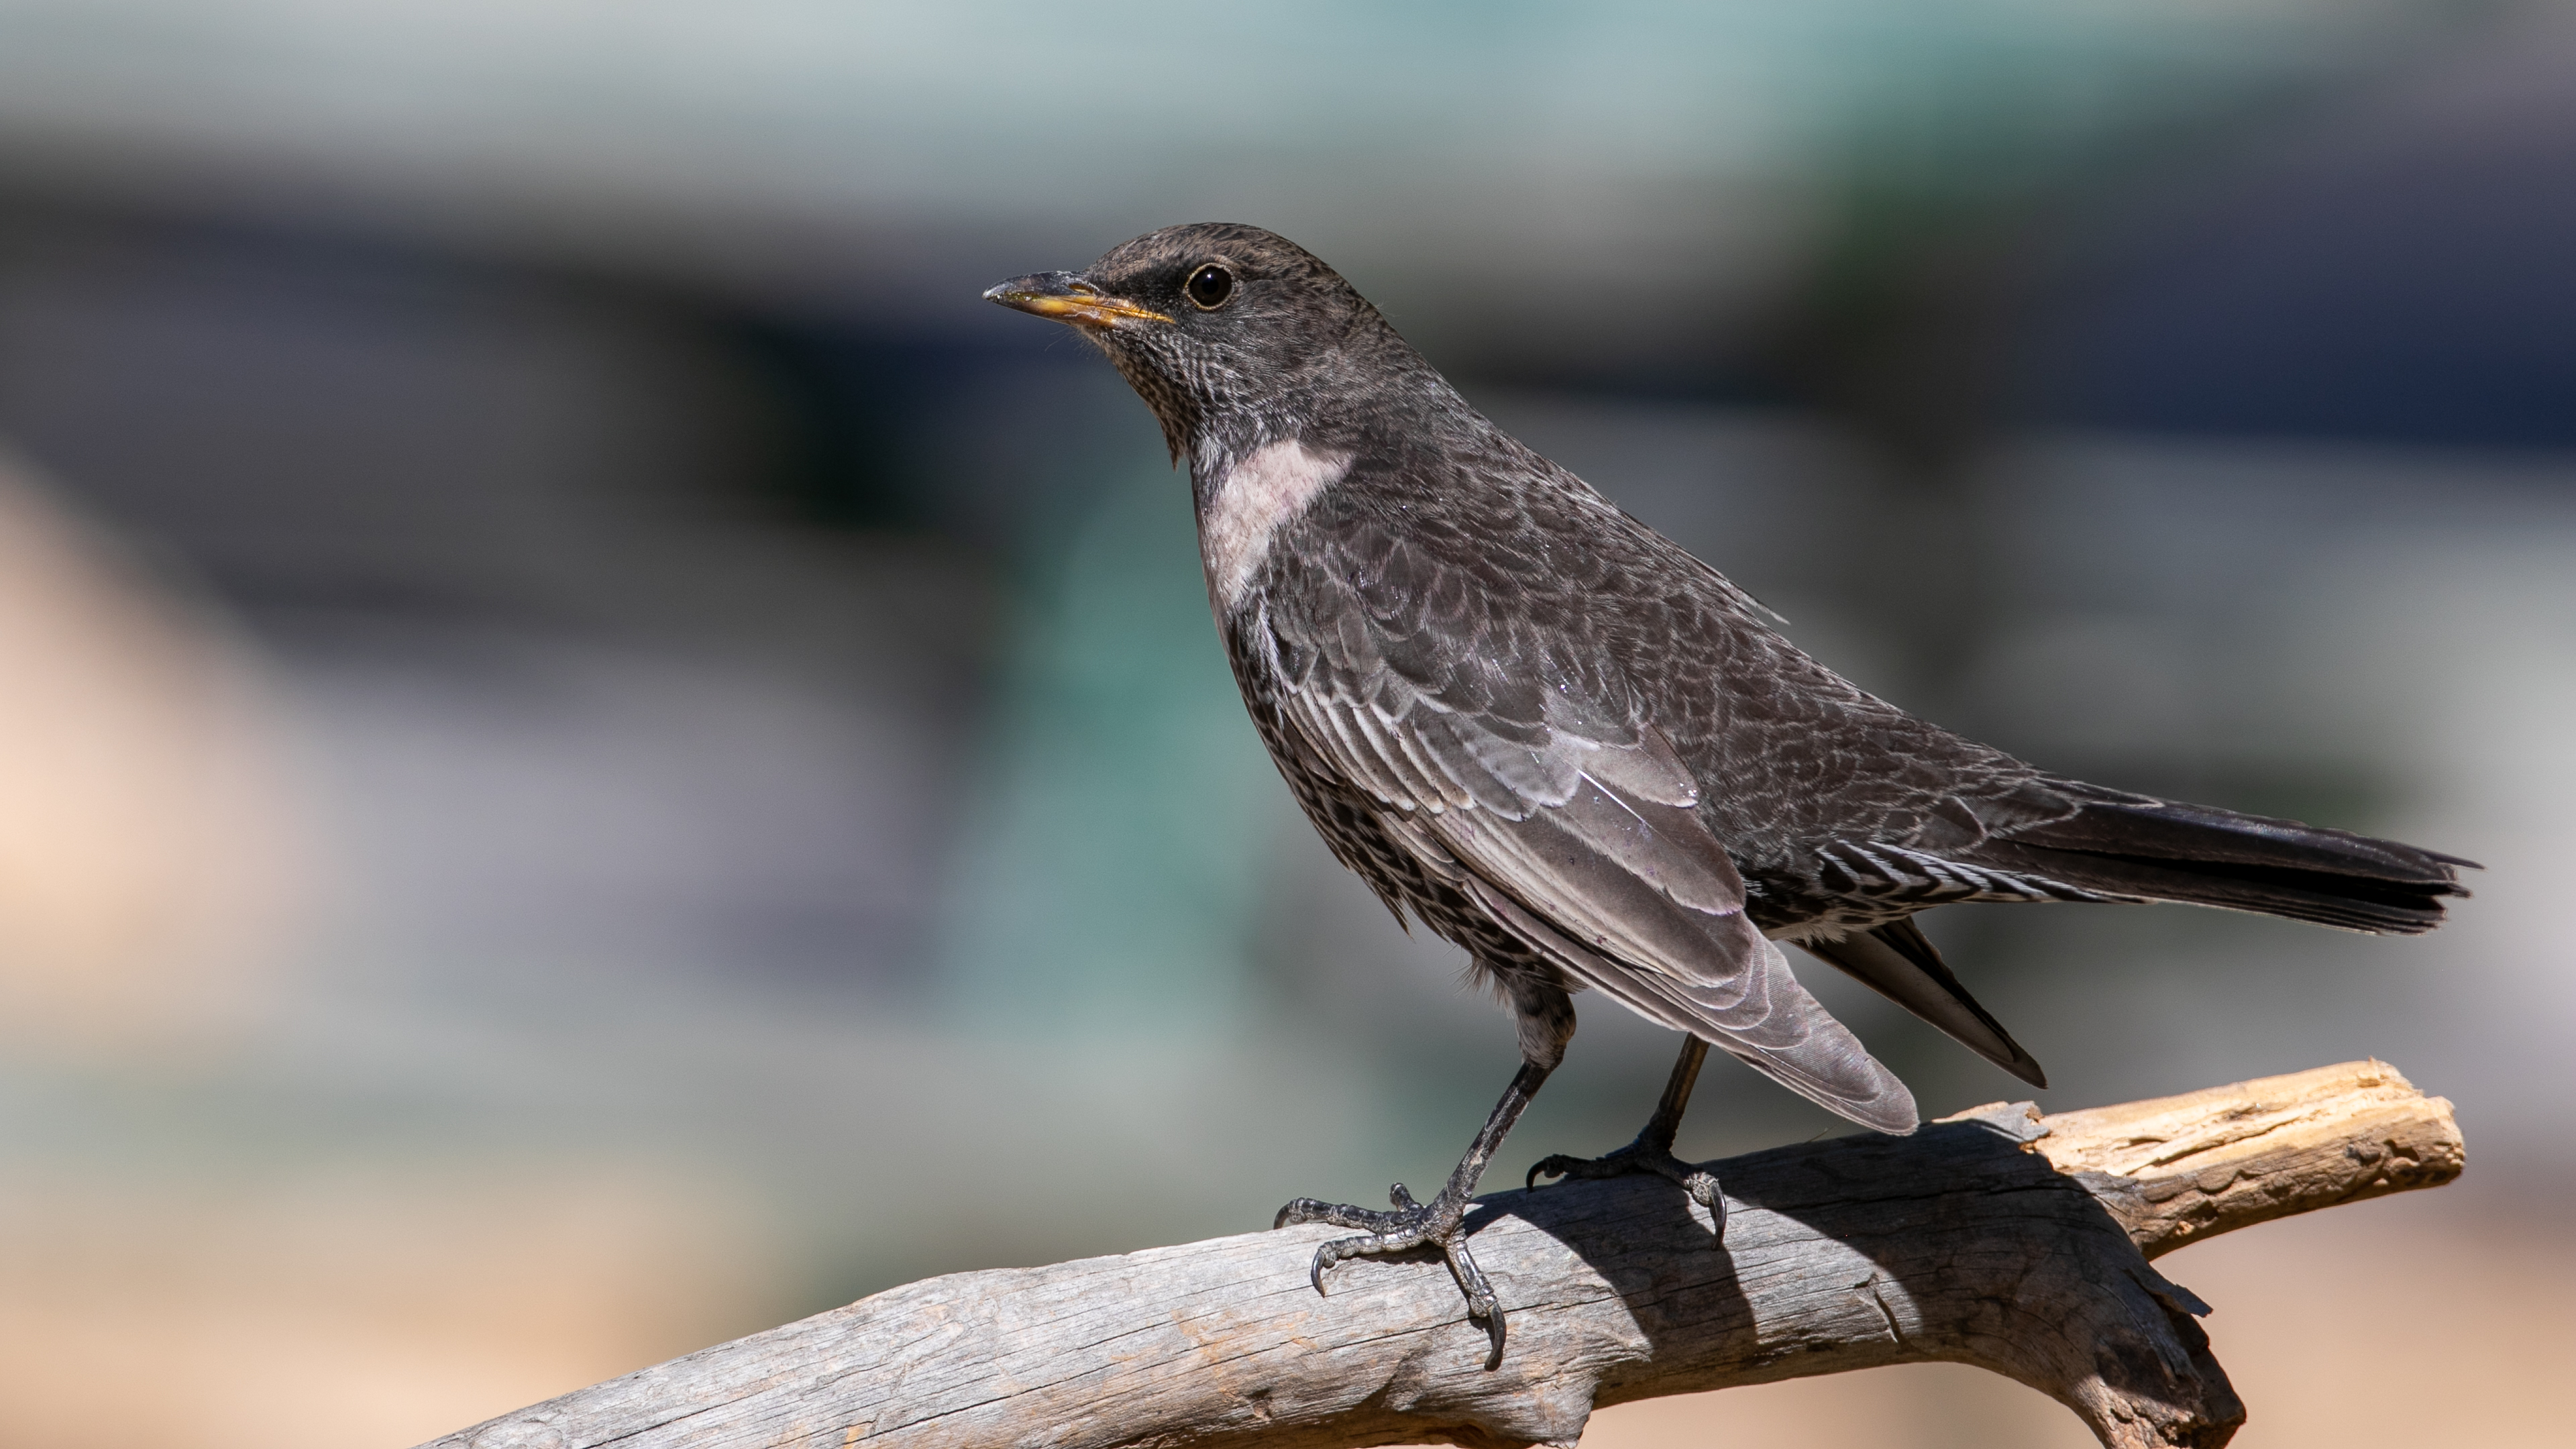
1224,407,2465,946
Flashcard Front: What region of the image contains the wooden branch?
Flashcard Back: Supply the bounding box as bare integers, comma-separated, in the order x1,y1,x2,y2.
427,1060,2459,1449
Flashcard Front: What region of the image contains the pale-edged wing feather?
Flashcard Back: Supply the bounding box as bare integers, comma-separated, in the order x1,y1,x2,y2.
1256,514,1917,1134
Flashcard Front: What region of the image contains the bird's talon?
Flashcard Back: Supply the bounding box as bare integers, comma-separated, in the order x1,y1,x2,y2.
1270,1188,1504,1362
1525,1141,1726,1238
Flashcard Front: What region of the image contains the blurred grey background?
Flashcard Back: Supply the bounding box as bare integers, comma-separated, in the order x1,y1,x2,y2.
0,3,2568,1446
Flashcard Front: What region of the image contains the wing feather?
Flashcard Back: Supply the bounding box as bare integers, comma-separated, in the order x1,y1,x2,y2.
1257,517,1917,1135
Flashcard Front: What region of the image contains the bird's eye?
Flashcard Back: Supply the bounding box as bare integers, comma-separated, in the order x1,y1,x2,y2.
1185,263,1236,310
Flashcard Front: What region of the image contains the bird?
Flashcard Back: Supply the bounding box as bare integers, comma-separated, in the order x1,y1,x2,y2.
983,222,2475,1369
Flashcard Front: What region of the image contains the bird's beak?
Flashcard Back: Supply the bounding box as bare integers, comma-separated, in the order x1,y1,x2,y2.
983,270,1173,329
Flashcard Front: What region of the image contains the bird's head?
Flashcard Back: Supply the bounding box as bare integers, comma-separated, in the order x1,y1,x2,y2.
985,223,1417,469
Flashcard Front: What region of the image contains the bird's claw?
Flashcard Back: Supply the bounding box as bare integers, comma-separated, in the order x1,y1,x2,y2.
1527,1142,1726,1238
1273,1183,1506,1368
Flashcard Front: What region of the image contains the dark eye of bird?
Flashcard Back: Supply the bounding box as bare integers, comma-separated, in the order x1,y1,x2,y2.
1185,263,1236,310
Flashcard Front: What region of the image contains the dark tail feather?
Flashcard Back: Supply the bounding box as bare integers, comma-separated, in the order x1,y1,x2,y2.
1972,787,2478,936
1801,919,2047,1089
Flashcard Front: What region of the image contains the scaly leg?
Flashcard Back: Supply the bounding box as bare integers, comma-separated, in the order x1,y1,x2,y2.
1525,1035,1723,1234
1275,1059,1550,1371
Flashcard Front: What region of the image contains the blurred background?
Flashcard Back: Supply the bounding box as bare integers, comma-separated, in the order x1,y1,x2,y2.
0,2,2569,1445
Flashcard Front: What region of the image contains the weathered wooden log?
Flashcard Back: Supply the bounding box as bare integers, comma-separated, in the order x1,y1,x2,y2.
427,1059,2459,1449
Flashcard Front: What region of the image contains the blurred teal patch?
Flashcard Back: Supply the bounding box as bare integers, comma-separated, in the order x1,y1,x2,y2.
936,464,1294,1031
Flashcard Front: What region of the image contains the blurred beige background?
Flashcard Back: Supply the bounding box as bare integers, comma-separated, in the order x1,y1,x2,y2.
0,3,2571,1446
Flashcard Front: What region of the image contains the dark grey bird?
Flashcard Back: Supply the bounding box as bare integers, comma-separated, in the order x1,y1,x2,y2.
984,222,2474,1368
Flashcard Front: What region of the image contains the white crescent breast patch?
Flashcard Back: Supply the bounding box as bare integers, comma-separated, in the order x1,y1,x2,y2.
1201,439,1352,610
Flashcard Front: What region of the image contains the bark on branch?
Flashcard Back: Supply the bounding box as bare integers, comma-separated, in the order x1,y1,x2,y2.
428,1059,2460,1449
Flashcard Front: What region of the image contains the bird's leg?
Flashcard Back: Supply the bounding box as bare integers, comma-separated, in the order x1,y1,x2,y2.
1525,1035,1723,1232
1275,1059,1550,1371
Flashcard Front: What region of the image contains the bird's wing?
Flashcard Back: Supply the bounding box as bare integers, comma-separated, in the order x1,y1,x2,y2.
1252,510,1915,1134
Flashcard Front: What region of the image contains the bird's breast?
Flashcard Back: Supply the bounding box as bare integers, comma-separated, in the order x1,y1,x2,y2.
1197,439,1352,612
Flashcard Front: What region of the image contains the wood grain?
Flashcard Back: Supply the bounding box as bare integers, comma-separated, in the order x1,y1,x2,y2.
424,1060,2459,1449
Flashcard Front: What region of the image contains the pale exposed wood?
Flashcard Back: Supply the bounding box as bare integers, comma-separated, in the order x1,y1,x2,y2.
2029,1058,2463,1257
425,1061,2460,1449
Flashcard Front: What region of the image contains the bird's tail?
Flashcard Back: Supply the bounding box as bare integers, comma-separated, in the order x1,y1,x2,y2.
1969,785,2477,935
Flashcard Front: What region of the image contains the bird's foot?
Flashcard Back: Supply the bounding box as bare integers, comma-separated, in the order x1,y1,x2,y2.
1525,1137,1725,1236
1275,1183,1507,1369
